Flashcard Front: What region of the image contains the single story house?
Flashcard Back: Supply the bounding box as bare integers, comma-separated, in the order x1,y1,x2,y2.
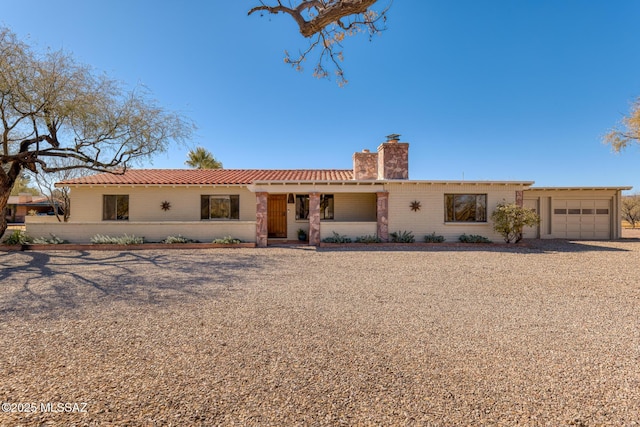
5,194,55,224
26,135,631,245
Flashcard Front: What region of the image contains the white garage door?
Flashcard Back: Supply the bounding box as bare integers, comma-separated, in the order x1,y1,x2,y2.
552,199,611,239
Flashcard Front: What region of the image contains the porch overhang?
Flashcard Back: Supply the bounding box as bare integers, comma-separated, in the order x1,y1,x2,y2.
248,180,385,193
382,180,536,187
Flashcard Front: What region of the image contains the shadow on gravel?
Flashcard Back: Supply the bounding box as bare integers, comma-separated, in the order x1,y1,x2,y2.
316,239,634,253
525,240,634,253
0,250,269,319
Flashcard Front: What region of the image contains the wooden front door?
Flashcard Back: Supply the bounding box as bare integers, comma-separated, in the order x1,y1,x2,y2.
267,194,287,238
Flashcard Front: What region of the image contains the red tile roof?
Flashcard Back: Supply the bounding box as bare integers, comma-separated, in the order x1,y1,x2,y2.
58,169,355,186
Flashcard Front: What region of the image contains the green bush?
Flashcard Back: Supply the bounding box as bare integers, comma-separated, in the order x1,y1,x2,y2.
491,202,541,243
390,230,415,243
90,234,144,245
32,234,67,244
322,232,352,243
212,236,242,244
459,233,492,243
355,234,382,243
424,232,445,243
3,229,32,245
163,234,197,244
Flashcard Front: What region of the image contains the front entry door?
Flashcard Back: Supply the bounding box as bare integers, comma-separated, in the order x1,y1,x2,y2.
267,194,287,238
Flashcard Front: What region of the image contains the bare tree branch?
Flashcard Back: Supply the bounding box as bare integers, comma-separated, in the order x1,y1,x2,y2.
249,0,391,86
0,26,195,236
605,97,640,152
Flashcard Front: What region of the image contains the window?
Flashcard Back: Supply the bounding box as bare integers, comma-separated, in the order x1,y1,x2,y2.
320,194,334,220
445,194,486,222
200,195,239,220
294,194,334,220
295,195,309,220
103,195,129,220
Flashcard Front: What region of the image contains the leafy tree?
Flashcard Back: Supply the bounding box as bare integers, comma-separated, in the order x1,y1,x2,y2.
0,27,193,237
185,147,223,169
491,202,540,243
605,97,640,152
248,0,390,86
9,172,40,196
621,194,640,229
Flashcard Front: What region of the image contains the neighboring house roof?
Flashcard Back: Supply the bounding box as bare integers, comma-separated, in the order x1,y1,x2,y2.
7,195,50,206
57,169,355,186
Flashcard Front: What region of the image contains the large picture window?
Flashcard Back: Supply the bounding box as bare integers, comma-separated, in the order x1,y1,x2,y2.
295,194,334,220
201,195,239,220
445,194,487,222
103,195,129,220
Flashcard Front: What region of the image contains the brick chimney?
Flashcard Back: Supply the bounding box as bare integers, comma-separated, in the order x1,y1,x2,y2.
377,134,409,180
352,149,378,180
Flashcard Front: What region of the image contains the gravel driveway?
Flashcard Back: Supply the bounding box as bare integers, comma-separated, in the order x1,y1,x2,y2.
1,239,639,426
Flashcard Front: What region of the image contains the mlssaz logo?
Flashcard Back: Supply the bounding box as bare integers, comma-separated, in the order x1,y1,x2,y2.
40,402,88,413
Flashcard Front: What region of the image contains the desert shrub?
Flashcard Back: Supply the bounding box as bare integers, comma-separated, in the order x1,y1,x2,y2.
212,236,242,244
390,230,415,243
322,232,352,243
491,202,540,243
355,234,382,243
163,234,197,244
91,234,144,245
622,194,640,228
3,229,32,245
32,234,67,244
459,233,492,243
424,232,445,243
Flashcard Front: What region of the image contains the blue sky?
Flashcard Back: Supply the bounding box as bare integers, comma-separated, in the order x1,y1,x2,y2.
2,1,639,192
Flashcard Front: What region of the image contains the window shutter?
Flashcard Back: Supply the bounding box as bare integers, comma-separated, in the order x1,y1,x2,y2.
230,195,240,219
200,196,210,220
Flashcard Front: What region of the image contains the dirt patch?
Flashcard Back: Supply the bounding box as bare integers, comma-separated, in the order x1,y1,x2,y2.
622,227,640,239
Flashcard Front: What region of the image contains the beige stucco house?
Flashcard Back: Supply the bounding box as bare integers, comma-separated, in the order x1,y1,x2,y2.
26,135,631,245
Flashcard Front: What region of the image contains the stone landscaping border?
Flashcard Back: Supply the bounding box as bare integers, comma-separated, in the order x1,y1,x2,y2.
318,241,529,248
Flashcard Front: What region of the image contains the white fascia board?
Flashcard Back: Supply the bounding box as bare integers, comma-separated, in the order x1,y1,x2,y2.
383,180,535,186
528,186,633,191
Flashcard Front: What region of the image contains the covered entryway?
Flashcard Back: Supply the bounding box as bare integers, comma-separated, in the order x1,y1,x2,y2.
552,199,611,239
267,194,287,238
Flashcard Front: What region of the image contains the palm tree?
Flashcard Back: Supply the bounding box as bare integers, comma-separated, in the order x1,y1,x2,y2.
185,147,223,169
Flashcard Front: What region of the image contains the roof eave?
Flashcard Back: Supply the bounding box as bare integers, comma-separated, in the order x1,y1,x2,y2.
528,186,633,191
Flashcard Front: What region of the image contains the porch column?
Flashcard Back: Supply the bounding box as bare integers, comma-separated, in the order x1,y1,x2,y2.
256,192,268,247
515,191,524,207
376,192,389,242
309,192,321,246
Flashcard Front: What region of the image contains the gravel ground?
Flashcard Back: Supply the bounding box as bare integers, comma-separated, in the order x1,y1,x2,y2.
1,239,639,426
